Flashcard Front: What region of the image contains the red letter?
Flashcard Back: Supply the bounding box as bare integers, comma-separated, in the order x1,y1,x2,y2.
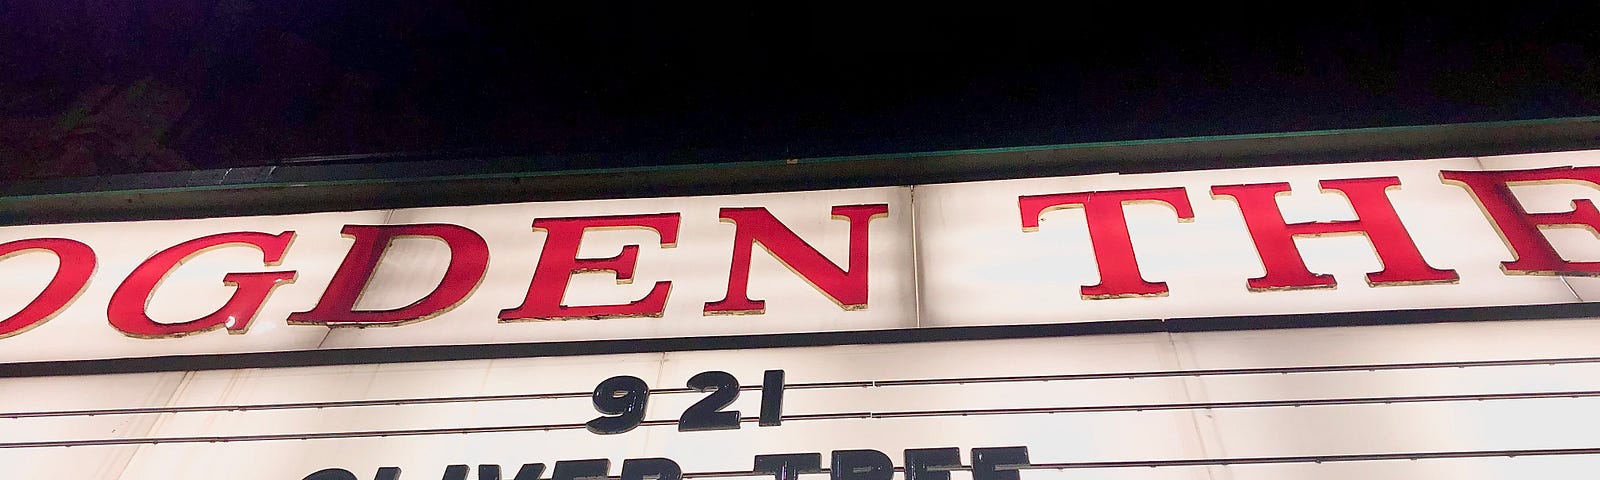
704,204,889,315
0,238,96,338
1020,187,1195,299
107,232,296,338
287,224,488,326
1211,177,1457,291
1441,166,1600,275
500,213,679,321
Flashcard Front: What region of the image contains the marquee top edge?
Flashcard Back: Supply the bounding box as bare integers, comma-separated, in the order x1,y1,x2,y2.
6,116,1600,226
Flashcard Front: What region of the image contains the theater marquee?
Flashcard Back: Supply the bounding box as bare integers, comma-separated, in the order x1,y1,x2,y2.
3,154,1600,361
4,147,1600,479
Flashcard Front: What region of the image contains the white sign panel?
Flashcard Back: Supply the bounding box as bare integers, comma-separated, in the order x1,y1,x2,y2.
916,155,1599,326
0,319,1597,479
0,187,916,362
5,151,1600,362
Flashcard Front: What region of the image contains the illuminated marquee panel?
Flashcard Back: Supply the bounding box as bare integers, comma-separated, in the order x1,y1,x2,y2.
2,152,1600,363
0,319,1597,479
917,153,1600,326
0,188,918,362
4,149,1600,480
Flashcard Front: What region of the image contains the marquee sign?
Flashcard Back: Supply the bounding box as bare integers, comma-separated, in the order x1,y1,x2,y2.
6,319,1600,479
5,147,1600,480
3,152,1600,363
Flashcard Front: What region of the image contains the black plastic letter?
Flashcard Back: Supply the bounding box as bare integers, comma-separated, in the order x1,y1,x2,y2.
478,464,546,480
622,458,683,480
754,453,823,480
302,469,358,480
904,448,961,480
831,450,893,480
759,369,785,426
972,447,1029,480
553,460,611,480
678,370,741,431
589,375,650,434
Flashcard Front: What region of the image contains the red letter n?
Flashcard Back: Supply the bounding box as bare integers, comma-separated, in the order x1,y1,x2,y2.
704,204,889,315
1211,177,1457,291
1441,166,1600,275
1019,187,1194,299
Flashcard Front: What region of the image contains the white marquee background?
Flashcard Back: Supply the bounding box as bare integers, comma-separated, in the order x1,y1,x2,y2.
2,150,1600,478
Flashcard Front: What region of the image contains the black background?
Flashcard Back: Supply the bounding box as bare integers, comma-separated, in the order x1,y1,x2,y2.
3,3,1598,179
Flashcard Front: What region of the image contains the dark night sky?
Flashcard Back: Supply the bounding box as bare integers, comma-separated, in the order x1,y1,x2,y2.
2,3,1598,179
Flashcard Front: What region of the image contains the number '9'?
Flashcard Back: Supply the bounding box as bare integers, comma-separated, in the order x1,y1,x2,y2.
586,375,650,434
